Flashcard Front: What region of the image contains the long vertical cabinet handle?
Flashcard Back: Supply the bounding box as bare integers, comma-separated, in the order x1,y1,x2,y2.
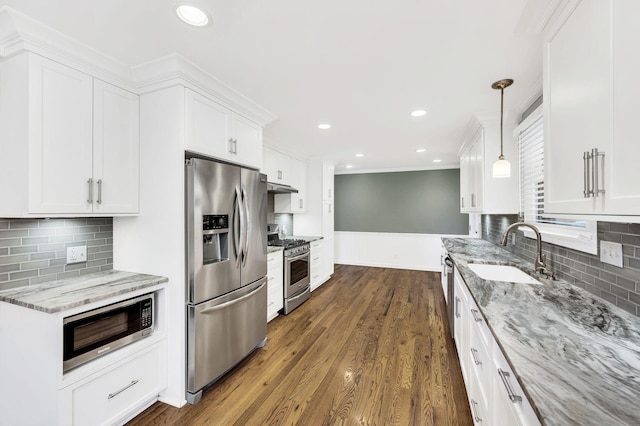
461,197,465,208
592,148,605,197
498,369,523,402
228,138,234,154
299,199,303,209
97,179,103,204
471,193,476,208
87,178,93,204
233,139,238,154
455,297,461,318
241,186,250,265
583,151,590,198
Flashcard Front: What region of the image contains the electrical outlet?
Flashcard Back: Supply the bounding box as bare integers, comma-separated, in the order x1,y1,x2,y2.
67,245,87,264
511,233,516,245
600,241,623,268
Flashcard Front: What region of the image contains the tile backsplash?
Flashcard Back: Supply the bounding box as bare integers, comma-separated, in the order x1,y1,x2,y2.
0,218,113,291
482,215,640,317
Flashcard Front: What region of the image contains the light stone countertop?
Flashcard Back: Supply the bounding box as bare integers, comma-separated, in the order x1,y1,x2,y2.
267,246,284,254
0,270,168,314
442,237,640,426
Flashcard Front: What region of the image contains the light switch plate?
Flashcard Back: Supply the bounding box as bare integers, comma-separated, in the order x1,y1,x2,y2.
67,245,87,264
600,241,623,268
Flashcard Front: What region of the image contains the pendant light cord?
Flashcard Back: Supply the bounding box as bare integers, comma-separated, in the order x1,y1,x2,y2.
499,86,504,159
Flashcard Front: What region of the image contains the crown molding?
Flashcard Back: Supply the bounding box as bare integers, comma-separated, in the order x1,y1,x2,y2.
0,6,135,91
0,6,277,126
132,54,277,126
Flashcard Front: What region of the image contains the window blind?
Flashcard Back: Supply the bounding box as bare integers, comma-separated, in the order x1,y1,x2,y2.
519,115,544,223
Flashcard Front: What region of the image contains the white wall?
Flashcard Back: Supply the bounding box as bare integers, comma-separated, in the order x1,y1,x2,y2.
334,231,466,272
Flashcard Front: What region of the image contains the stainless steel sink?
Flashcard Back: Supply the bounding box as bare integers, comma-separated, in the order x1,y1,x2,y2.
467,263,542,285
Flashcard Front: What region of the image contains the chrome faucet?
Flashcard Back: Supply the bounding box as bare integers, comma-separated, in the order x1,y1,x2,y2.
499,222,556,280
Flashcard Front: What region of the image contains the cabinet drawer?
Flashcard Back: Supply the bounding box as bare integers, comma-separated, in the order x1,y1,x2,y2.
71,344,162,425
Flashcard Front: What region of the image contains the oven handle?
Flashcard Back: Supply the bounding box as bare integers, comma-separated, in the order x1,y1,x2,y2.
200,281,266,315
285,252,310,263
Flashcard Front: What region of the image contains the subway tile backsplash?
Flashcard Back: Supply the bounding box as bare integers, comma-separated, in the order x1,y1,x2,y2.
482,215,640,317
0,218,113,291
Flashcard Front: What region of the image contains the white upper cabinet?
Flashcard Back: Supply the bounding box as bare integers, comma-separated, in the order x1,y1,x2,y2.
0,53,139,216
263,146,292,185
544,0,640,216
459,117,518,215
322,163,334,202
185,89,262,169
274,157,308,213
93,80,140,214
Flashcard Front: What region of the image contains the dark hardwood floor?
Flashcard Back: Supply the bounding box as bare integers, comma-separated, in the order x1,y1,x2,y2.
128,265,472,425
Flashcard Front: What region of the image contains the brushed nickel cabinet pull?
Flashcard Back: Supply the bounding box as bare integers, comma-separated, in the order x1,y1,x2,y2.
455,297,461,318
299,199,303,209
592,148,605,197
583,151,590,198
87,178,93,204
498,368,523,402
97,179,102,204
470,399,482,422
107,379,139,399
470,347,482,365
470,309,482,322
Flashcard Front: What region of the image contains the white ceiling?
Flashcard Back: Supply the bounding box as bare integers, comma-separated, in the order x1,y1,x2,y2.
0,0,542,172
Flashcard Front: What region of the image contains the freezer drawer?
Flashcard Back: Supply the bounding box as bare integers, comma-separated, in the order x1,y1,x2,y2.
187,278,267,396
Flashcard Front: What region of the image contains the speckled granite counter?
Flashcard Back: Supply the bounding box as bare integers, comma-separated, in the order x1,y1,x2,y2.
268,246,284,254
443,238,640,426
0,270,168,314
292,235,323,242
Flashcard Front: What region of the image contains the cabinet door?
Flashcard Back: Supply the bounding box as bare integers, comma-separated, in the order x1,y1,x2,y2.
606,0,640,214
232,113,262,169
322,237,334,278
93,80,139,214
263,147,292,185
310,240,324,289
290,158,307,213
544,0,610,214
459,147,470,212
322,163,334,201
469,135,484,212
322,201,334,237
28,55,93,214
185,89,232,161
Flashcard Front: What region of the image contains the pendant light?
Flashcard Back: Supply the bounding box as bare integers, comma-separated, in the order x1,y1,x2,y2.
491,78,513,178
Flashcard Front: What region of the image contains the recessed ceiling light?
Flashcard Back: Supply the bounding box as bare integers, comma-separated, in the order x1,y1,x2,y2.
346,164,353,169
433,159,442,163
176,4,211,27
411,110,427,117
318,123,331,130
416,148,426,153
355,153,364,157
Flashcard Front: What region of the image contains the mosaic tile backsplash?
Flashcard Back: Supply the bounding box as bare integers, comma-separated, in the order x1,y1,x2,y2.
0,218,113,291
482,215,640,317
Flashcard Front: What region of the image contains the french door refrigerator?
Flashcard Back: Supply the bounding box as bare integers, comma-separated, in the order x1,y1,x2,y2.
185,156,267,404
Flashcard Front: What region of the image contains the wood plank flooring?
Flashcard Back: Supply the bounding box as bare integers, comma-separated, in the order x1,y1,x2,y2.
128,265,472,426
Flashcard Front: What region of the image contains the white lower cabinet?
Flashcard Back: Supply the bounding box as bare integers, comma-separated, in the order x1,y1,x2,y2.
453,269,540,426
63,342,165,425
267,251,284,321
310,240,324,291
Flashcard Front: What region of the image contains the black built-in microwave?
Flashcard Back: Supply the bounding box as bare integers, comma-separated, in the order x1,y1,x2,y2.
62,293,154,372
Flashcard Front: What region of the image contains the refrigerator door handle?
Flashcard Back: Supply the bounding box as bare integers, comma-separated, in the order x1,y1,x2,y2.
241,185,250,266
233,186,242,266
199,280,267,315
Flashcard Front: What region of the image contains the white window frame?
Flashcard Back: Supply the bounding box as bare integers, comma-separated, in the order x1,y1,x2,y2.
516,105,597,255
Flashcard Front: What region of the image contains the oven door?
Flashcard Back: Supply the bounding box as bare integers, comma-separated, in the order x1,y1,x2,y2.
284,251,310,298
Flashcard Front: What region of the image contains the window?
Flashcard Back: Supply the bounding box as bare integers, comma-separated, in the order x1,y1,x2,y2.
518,105,597,254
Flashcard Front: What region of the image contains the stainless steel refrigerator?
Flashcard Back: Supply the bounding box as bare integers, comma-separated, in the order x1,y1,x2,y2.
185,156,267,404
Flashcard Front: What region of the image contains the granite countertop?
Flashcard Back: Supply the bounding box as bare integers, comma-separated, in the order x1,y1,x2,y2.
292,235,323,242
0,270,168,314
442,238,640,426
268,246,284,254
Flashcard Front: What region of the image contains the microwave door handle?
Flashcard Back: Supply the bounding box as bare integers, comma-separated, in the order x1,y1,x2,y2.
241,185,250,265
200,281,266,314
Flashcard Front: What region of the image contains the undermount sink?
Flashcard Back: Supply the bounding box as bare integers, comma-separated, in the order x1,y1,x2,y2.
467,263,542,285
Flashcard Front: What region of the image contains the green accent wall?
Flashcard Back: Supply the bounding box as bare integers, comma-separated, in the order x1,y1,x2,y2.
334,169,468,234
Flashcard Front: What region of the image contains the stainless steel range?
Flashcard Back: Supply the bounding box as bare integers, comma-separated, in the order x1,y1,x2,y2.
267,236,310,314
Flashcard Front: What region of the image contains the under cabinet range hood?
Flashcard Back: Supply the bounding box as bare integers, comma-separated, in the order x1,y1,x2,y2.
267,182,299,194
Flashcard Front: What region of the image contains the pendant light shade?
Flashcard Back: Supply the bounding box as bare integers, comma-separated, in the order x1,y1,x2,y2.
491,78,513,178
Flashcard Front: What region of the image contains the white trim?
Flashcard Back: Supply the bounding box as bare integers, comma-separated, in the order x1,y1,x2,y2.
334,165,459,175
